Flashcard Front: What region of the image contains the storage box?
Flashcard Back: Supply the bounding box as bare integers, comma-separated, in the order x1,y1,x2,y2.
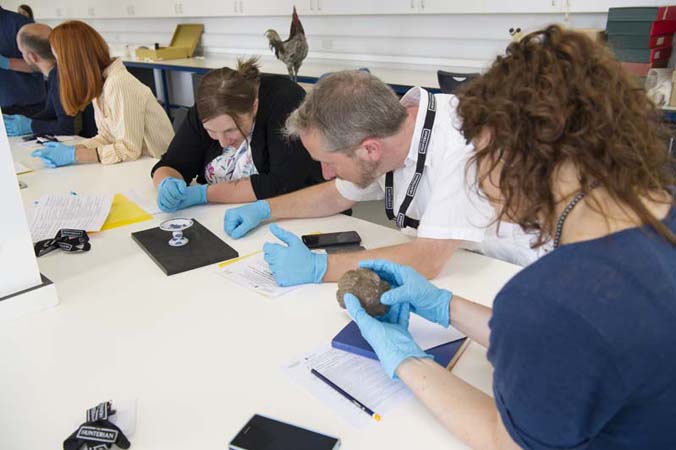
135,24,204,61
576,28,606,43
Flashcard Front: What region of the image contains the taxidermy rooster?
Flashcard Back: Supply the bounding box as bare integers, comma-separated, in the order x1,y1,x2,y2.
264,6,308,82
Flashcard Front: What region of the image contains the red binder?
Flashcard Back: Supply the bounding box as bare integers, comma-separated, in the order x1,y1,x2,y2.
651,34,673,48
651,21,676,36
657,6,676,21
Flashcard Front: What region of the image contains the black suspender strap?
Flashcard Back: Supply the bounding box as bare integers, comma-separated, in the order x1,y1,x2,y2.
385,89,437,230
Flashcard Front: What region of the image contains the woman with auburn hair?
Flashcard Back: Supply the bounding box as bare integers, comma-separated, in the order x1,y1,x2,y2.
344,25,675,449
150,57,321,212
31,20,173,167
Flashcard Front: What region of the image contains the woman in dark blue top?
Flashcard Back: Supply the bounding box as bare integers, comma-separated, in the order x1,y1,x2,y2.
344,25,676,449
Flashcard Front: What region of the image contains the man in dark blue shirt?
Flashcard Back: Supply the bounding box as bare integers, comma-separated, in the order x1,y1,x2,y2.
0,6,45,116
3,23,75,137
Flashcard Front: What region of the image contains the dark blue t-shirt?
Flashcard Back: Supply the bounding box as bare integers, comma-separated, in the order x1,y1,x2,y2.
30,66,75,136
0,6,45,109
488,202,676,450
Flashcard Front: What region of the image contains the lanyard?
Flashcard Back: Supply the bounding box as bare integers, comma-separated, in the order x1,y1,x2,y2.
34,229,91,257
385,89,437,229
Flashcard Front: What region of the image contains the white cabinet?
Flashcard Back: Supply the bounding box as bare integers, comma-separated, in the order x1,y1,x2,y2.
176,0,295,17
85,2,125,18
306,0,413,15
483,0,561,13
129,1,176,18
32,0,670,20
239,0,297,16
2,1,21,13
25,0,72,20
416,0,486,14
566,0,663,13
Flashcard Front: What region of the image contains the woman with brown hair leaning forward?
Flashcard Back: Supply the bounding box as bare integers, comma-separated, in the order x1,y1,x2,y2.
150,58,322,212
31,20,173,168
345,25,675,449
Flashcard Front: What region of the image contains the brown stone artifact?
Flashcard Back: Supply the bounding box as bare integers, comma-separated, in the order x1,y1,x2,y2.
336,268,390,316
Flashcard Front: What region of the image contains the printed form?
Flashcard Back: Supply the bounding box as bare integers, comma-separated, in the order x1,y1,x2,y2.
216,252,301,298
284,345,414,427
27,193,114,241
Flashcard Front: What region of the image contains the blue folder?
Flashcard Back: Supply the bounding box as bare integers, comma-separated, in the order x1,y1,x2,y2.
331,321,468,368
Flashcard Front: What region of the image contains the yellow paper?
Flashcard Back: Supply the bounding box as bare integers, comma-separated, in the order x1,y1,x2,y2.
100,194,153,231
217,250,262,268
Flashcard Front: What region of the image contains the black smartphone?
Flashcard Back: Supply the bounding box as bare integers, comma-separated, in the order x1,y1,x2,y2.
301,231,361,249
229,414,341,450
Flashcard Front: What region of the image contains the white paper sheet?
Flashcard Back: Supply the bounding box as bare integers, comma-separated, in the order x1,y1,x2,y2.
124,188,162,215
216,252,301,298
408,315,465,350
27,193,114,241
284,345,413,427
14,160,31,175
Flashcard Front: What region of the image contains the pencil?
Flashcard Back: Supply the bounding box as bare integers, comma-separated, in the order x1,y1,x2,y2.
310,368,381,422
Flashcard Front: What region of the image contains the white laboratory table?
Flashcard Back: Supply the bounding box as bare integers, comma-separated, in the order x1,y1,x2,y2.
4,137,523,449
121,53,463,117
121,54,453,91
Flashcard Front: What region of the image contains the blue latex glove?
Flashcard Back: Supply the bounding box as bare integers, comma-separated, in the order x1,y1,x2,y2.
263,224,328,286
157,177,187,212
31,141,76,167
345,293,432,379
0,55,9,70
3,114,32,136
176,184,208,210
224,200,271,239
157,178,208,212
360,259,452,328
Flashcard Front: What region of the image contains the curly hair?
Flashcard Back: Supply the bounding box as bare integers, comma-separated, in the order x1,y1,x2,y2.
457,25,675,246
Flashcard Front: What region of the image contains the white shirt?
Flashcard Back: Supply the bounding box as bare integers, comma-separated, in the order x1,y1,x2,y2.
335,87,543,266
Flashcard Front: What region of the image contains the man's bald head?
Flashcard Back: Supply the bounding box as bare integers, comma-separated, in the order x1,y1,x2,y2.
18,23,54,61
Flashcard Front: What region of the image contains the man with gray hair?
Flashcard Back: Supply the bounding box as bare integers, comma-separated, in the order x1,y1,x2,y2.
224,71,541,287
3,22,76,137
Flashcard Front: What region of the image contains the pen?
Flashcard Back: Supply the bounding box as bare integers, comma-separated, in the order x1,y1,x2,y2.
310,368,381,422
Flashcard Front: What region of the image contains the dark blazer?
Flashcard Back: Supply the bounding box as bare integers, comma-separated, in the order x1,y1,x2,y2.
30,66,75,136
151,74,322,199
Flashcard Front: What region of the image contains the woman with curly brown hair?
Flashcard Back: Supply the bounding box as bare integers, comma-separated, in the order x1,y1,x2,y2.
342,25,675,449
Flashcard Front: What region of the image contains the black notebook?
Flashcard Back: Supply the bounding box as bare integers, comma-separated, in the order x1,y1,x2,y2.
132,219,239,276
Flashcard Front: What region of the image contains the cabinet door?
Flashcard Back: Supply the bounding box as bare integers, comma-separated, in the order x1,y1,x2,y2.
484,0,561,13
125,0,176,18
24,0,67,19
310,0,413,15
63,0,125,19
2,0,20,12
241,0,297,16
179,0,245,17
566,0,662,13
418,0,486,14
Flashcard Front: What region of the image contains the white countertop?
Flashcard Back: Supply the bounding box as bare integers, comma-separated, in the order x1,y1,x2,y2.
5,137,522,449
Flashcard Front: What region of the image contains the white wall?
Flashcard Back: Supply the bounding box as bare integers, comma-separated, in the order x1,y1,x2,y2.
40,13,609,72
15,2,658,105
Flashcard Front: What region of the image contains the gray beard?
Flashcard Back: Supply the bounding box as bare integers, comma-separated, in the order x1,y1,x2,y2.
353,158,381,189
